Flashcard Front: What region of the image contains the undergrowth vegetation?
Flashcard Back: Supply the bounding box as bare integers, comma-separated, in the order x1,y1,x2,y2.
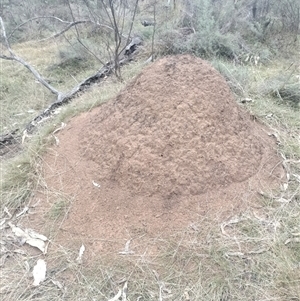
1,0,299,300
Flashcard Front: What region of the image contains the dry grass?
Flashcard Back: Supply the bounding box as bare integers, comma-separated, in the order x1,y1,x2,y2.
1,40,300,300
2,201,299,300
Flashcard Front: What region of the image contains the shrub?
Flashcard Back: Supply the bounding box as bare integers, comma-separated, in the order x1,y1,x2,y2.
155,0,243,59
211,59,250,97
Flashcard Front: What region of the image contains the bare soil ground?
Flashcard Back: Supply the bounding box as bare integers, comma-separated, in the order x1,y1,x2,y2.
24,55,284,261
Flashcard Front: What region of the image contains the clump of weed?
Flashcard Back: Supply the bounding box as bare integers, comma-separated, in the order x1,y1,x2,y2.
47,198,69,220
211,59,250,97
273,83,300,108
47,41,96,79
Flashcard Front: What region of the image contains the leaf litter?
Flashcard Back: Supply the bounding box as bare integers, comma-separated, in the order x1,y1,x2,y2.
8,223,48,254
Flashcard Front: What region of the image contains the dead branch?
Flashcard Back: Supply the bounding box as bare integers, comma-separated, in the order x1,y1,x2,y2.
6,15,128,42
65,0,106,65
99,0,139,79
0,129,19,147
40,20,125,41
0,10,142,149
7,16,71,40
0,16,62,98
40,20,90,41
0,36,142,146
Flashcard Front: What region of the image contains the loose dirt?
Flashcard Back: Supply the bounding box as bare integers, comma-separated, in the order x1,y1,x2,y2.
25,55,284,259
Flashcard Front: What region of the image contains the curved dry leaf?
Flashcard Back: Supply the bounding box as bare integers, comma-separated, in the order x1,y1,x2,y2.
92,181,101,188
26,238,46,253
291,232,300,236
52,122,66,134
285,238,300,245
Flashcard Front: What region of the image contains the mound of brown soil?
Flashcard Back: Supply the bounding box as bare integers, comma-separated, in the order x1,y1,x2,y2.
82,58,265,198
27,55,284,257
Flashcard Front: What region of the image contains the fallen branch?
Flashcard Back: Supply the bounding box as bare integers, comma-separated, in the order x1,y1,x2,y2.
1,13,142,148
25,62,114,133
24,43,141,134
0,129,19,147
0,17,62,98
0,36,142,145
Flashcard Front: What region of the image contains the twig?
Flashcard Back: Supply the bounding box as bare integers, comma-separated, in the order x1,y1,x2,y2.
7,16,71,40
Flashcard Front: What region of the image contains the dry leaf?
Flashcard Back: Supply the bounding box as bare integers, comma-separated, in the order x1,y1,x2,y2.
16,206,29,218
51,279,64,290
24,260,30,272
76,244,85,263
53,135,60,145
21,130,30,144
4,207,12,218
184,291,190,300
285,238,300,245
52,122,66,134
9,223,48,253
92,181,101,188
32,259,47,286
13,249,27,255
220,217,245,237
26,238,47,253
9,223,27,238
52,123,66,146
26,229,47,241
291,232,300,236
119,240,134,255
275,198,289,203
293,174,300,182
122,281,128,301
225,252,244,257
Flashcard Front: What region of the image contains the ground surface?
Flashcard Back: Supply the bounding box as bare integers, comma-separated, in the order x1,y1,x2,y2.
25,55,284,260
